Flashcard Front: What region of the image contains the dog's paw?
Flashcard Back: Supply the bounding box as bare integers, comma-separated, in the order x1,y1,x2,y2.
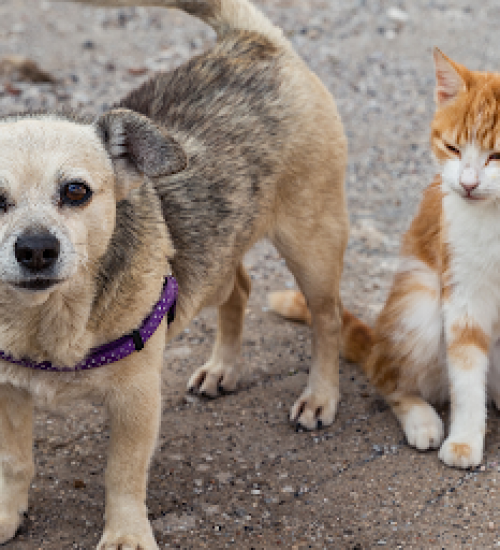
0,512,22,545
438,434,484,469
401,403,444,450
290,385,339,430
187,359,239,398
97,527,159,550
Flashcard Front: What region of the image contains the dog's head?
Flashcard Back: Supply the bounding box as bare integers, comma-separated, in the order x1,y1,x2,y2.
0,109,186,304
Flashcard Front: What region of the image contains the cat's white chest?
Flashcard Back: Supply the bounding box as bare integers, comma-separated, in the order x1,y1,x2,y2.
444,194,500,332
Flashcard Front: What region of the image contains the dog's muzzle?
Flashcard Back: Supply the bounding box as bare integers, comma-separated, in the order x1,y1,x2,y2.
13,231,61,290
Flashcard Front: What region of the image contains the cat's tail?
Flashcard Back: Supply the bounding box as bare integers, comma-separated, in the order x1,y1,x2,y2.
268,290,374,368
59,0,286,46
341,309,373,367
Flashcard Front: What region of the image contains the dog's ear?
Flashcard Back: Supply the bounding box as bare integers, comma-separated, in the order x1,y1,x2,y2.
96,108,187,200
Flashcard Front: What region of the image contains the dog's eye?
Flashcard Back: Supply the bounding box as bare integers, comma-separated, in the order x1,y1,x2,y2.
488,152,500,163
444,142,461,157
0,195,8,213
60,180,92,207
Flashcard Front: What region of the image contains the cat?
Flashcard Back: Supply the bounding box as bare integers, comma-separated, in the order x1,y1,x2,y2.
269,48,500,469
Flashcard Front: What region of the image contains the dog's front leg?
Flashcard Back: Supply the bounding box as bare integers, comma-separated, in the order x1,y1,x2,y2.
0,385,34,544
188,263,251,397
99,333,164,550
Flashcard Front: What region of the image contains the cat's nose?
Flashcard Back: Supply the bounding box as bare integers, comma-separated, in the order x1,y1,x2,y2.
461,181,479,192
460,167,479,192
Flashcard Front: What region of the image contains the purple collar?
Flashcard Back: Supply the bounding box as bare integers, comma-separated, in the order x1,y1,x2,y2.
0,276,178,373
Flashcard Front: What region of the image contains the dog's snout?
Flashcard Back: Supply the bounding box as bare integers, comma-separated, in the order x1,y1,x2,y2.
15,232,61,272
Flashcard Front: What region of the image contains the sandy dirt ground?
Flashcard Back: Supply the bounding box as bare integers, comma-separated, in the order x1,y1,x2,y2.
1,0,500,548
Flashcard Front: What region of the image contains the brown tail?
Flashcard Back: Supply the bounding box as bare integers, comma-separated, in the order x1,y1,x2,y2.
268,289,373,368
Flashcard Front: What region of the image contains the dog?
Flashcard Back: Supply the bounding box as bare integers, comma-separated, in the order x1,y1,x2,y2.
0,1,348,547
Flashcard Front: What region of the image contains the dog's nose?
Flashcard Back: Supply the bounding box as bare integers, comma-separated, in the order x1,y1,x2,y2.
15,233,60,272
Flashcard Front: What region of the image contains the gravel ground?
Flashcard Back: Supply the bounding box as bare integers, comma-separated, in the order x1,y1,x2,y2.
1,0,500,548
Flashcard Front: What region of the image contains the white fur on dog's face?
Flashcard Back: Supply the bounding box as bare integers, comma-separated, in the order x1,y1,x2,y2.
0,117,116,301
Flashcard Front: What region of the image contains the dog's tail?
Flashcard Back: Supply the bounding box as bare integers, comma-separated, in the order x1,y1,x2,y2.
62,0,286,45
268,290,374,368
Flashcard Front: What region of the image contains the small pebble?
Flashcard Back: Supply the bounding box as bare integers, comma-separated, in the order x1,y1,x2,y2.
387,7,409,23
73,479,86,489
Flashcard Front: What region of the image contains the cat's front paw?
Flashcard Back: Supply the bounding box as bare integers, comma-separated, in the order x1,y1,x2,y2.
438,435,483,469
401,402,444,450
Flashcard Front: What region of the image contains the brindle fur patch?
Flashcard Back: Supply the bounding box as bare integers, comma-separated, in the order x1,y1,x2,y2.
118,31,286,310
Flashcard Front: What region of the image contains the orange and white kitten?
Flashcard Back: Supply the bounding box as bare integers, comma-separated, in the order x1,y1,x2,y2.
269,48,500,469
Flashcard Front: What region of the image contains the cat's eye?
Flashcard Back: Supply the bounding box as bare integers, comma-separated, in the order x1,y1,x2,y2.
488,152,500,163
60,180,93,207
444,142,461,157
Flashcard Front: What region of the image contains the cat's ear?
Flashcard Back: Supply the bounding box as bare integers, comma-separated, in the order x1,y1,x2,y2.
433,48,468,107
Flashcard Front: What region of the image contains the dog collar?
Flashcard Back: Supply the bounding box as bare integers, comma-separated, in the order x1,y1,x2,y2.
0,276,178,373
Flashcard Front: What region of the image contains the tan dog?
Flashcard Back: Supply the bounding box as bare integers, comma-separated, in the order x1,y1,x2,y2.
0,1,348,548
